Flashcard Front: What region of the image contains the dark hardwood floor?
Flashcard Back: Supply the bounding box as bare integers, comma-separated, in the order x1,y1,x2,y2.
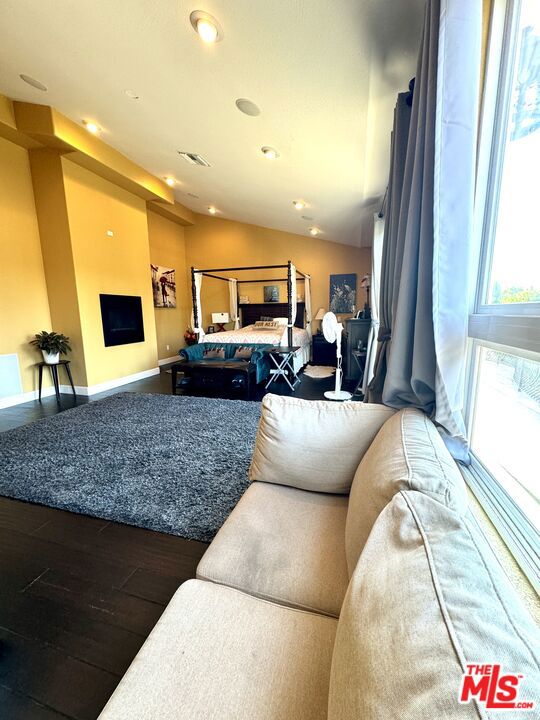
0,365,358,719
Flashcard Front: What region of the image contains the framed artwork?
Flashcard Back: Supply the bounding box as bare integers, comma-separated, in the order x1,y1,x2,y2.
151,265,176,308
329,273,357,313
263,285,280,302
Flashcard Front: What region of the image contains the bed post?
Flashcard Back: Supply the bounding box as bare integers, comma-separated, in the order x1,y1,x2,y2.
287,260,293,347
191,267,199,343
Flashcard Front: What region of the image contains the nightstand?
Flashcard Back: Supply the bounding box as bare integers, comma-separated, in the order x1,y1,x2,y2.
312,334,337,366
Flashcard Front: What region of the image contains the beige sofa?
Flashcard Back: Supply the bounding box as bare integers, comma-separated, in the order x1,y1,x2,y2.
99,395,539,720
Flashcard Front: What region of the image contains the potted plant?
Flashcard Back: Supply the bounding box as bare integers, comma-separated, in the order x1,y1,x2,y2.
184,327,198,346
31,330,71,364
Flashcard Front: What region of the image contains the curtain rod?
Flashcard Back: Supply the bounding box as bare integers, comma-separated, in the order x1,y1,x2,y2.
378,186,388,218
237,277,306,284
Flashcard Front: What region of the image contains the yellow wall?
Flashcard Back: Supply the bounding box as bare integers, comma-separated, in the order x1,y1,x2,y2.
0,137,52,393
185,214,370,331
29,149,88,385
61,159,158,386
147,210,190,360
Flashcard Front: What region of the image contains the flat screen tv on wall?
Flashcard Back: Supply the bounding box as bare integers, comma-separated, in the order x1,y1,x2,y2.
100,294,145,347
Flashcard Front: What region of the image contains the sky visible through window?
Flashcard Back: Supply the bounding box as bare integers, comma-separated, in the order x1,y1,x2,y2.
488,0,540,304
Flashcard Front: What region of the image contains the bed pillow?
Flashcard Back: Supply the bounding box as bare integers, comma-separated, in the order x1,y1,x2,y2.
253,320,282,331
249,394,395,493
233,346,253,360
203,347,225,359
329,490,540,720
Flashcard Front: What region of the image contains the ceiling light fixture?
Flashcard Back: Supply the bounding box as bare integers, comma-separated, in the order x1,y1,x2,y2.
208,206,218,215
83,120,100,134
164,176,176,187
309,227,320,236
235,98,261,117
20,74,47,91
293,200,306,210
261,146,279,160
190,11,223,43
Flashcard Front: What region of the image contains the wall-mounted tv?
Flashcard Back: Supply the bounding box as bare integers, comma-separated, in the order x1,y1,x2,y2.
100,294,144,347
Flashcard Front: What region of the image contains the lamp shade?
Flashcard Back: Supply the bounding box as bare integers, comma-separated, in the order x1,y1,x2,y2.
211,312,229,323
315,308,326,320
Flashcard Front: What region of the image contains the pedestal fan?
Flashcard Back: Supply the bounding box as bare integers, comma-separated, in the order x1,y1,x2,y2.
322,312,352,401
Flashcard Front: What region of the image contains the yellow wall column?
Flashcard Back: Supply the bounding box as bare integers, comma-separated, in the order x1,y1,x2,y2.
0,137,52,394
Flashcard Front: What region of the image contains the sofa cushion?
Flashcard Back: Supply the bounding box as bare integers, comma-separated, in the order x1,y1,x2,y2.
345,407,468,574
249,394,395,493
98,579,337,720
329,491,540,720
197,481,349,617
233,345,253,360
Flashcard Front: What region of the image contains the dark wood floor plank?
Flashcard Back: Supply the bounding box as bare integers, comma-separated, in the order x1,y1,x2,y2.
34,514,207,574
0,585,145,675
0,685,70,720
118,566,189,605
0,495,62,534
0,628,119,720
0,526,137,588
26,567,166,636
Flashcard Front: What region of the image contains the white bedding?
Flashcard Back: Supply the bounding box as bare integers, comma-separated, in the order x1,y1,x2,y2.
205,324,311,371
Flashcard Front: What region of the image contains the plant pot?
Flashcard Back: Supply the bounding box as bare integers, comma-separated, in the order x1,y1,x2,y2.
42,350,60,364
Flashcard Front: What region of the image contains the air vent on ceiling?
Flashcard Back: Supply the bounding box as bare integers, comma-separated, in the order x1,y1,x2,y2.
177,151,211,167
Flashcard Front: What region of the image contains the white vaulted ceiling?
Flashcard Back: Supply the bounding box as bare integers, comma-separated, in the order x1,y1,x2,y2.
0,0,424,246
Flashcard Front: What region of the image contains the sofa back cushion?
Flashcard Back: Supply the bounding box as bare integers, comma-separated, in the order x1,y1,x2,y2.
329,490,540,720
345,408,468,574
249,394,395,494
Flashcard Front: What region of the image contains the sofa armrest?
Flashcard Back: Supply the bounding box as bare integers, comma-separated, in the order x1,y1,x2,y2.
249,394,395,494
179,345,203,361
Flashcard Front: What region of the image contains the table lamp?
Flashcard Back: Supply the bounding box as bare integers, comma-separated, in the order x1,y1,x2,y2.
315,308,326,334
211,312,230,332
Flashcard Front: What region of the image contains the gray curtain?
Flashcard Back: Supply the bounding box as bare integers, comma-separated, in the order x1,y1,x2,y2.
369,0,481,461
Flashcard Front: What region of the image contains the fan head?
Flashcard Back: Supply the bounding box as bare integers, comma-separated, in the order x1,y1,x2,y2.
322,312,338,343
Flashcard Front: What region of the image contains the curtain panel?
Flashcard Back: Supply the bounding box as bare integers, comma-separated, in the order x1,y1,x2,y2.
369,0,481,460
228,278,240,329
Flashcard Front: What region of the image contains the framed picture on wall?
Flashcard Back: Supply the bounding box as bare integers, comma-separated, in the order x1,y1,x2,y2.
151,265,176,308
263,285,280,302
329,273,357,313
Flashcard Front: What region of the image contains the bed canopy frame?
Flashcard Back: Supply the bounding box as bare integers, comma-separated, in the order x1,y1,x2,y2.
190,260,311,346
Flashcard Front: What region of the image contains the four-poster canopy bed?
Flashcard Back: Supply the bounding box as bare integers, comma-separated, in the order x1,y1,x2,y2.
190,261,312,372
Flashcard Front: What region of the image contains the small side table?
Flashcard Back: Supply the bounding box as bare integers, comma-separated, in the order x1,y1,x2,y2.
38,360,76,404
351,350,367,397
265,346,301,392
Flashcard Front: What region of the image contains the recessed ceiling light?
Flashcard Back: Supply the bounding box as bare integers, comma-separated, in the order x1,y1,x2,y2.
309,227,320,236
124,89,140,100
261,146,279,160
164,176,176,187
190,11,223,43
83,120,100,135
293,200,306,210
19,74,47,91
208,206,218,215
235,98,261,117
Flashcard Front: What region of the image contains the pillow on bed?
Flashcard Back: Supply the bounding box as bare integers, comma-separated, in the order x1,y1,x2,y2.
233,346,253,360
203,347,225,359
253,320,282,331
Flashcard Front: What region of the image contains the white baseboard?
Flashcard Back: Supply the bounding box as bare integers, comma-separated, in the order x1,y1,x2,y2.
0,368,160,408
59,367,160,397
158,355,179,366
0,386,56,409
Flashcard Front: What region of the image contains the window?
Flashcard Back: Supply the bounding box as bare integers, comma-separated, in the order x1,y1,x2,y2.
465,0,540,591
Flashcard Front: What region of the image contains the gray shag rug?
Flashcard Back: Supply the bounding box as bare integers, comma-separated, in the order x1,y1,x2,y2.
0,393,261,542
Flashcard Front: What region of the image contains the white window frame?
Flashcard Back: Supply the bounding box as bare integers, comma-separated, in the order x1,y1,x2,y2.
462,0,540,593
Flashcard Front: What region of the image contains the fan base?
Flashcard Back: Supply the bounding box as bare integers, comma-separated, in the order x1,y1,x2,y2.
324,390,352,401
